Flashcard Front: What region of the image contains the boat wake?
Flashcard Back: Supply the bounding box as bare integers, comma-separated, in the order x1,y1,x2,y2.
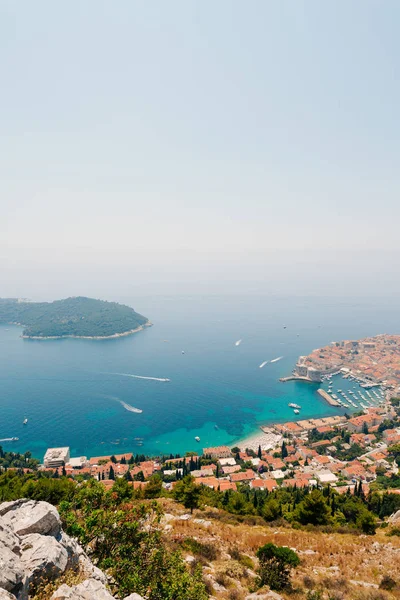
270,356,283,363
119,400,143,414
259,361,268,368
0,437,18,442
111,373,170,382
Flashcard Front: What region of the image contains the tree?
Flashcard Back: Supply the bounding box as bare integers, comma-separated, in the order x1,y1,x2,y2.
296,489,331,526
256,543,299,590
124,470,133,482
258,445,262,459
388,443,400,461
173,475,202,514
144,475,163,499
109,465,115,480
357,510,377,535
281,441,288,459
362,421,369,435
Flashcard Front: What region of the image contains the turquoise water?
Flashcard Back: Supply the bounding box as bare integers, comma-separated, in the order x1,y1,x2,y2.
0,295,397,460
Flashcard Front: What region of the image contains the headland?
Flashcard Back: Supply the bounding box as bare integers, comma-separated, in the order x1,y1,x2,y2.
281,334,400,396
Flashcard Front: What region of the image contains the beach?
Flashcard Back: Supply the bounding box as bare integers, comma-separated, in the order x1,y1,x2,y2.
236,426,283,452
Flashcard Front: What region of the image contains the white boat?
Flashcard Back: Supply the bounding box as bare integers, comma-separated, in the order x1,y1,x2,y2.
259,361,268,368
182,350,185,354
23,418,28,425
288,403,301,409
294,409,300,414
195,436,200,442
270,356,283,363
235,339,242,346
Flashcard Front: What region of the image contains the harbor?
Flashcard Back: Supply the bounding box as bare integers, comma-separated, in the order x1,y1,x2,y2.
317,388,340,407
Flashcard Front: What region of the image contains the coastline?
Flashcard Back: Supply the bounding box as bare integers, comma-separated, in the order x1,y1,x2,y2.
21,321,152,340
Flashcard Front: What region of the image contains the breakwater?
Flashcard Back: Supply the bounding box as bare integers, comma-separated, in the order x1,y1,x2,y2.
279,375,312,383
317,388,340,407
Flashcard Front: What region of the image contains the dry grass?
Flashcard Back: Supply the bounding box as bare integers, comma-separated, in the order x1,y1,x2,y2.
158,498,400,599
30,568,87,600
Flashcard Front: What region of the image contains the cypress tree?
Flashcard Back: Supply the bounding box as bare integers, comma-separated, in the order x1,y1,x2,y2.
109,465,115,480
281,441,288,459
258,445,262,459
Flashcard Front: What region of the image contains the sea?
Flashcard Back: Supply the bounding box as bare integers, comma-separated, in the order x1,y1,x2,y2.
0,295,398,461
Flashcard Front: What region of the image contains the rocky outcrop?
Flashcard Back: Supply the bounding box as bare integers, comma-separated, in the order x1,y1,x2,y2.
0,499,61,537
0,499,144,600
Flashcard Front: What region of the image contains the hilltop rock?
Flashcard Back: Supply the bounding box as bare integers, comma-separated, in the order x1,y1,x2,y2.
20,533,68,584
0,499,144,600
0,499,61,537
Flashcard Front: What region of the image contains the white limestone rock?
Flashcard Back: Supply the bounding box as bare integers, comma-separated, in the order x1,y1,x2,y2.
0,500,61,537
50,578,116,600
20,533,68,584
0,545,27,599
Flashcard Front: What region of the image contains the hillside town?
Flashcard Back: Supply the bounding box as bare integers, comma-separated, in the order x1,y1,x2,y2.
293,334,400,390
16,396,398,498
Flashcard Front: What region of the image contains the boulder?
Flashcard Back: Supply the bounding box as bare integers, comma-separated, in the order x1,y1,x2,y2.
20,533,68,585
0,522,21,555
0,545,27,599
123,594,146,600
0,500,61,537
50,578,116,600
78,554,108,584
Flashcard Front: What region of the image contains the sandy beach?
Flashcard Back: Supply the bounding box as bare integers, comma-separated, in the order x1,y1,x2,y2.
236,426,282,452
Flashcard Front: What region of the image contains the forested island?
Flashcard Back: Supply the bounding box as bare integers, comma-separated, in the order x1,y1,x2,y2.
0,296,150,339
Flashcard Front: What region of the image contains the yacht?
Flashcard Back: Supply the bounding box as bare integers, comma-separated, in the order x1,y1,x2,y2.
195,436,200,442
23,418,28,425
293,409,300,414
288,403,301,409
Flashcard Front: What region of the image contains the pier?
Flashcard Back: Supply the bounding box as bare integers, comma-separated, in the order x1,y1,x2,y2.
279,375,312,383
317,388,340,407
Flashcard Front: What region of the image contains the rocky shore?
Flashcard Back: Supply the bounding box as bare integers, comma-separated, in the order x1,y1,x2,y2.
22,322,152,341
0,499,144,600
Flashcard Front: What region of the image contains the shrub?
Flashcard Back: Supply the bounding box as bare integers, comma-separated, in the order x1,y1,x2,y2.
182,538,219,562
303,575,315,589
379,575,397,591
256,543,300,591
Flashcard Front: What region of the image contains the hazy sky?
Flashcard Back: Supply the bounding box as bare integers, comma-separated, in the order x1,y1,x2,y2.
1,1,399,299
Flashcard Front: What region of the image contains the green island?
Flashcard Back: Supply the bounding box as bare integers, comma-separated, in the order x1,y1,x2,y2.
0,296,150,339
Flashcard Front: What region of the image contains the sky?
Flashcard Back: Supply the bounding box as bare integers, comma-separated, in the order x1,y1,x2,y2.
1,1,399,299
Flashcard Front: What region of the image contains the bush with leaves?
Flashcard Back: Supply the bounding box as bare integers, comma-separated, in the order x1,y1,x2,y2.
60,480,207,599
256,542,299,590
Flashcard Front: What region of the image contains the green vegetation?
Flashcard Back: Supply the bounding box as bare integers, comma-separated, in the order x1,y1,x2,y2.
0,446,39,470
0,296,148,338
256,543,300,590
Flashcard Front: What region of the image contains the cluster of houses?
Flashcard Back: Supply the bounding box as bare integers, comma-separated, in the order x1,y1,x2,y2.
297,334,400,388
38,402,400,497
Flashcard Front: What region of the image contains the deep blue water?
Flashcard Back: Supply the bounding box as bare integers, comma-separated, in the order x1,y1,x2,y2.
0,295,398,460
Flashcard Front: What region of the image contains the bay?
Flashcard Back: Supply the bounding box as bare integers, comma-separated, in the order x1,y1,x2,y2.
0,295,397,460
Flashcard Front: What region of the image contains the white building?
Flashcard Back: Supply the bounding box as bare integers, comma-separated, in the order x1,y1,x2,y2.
44,447,70,468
